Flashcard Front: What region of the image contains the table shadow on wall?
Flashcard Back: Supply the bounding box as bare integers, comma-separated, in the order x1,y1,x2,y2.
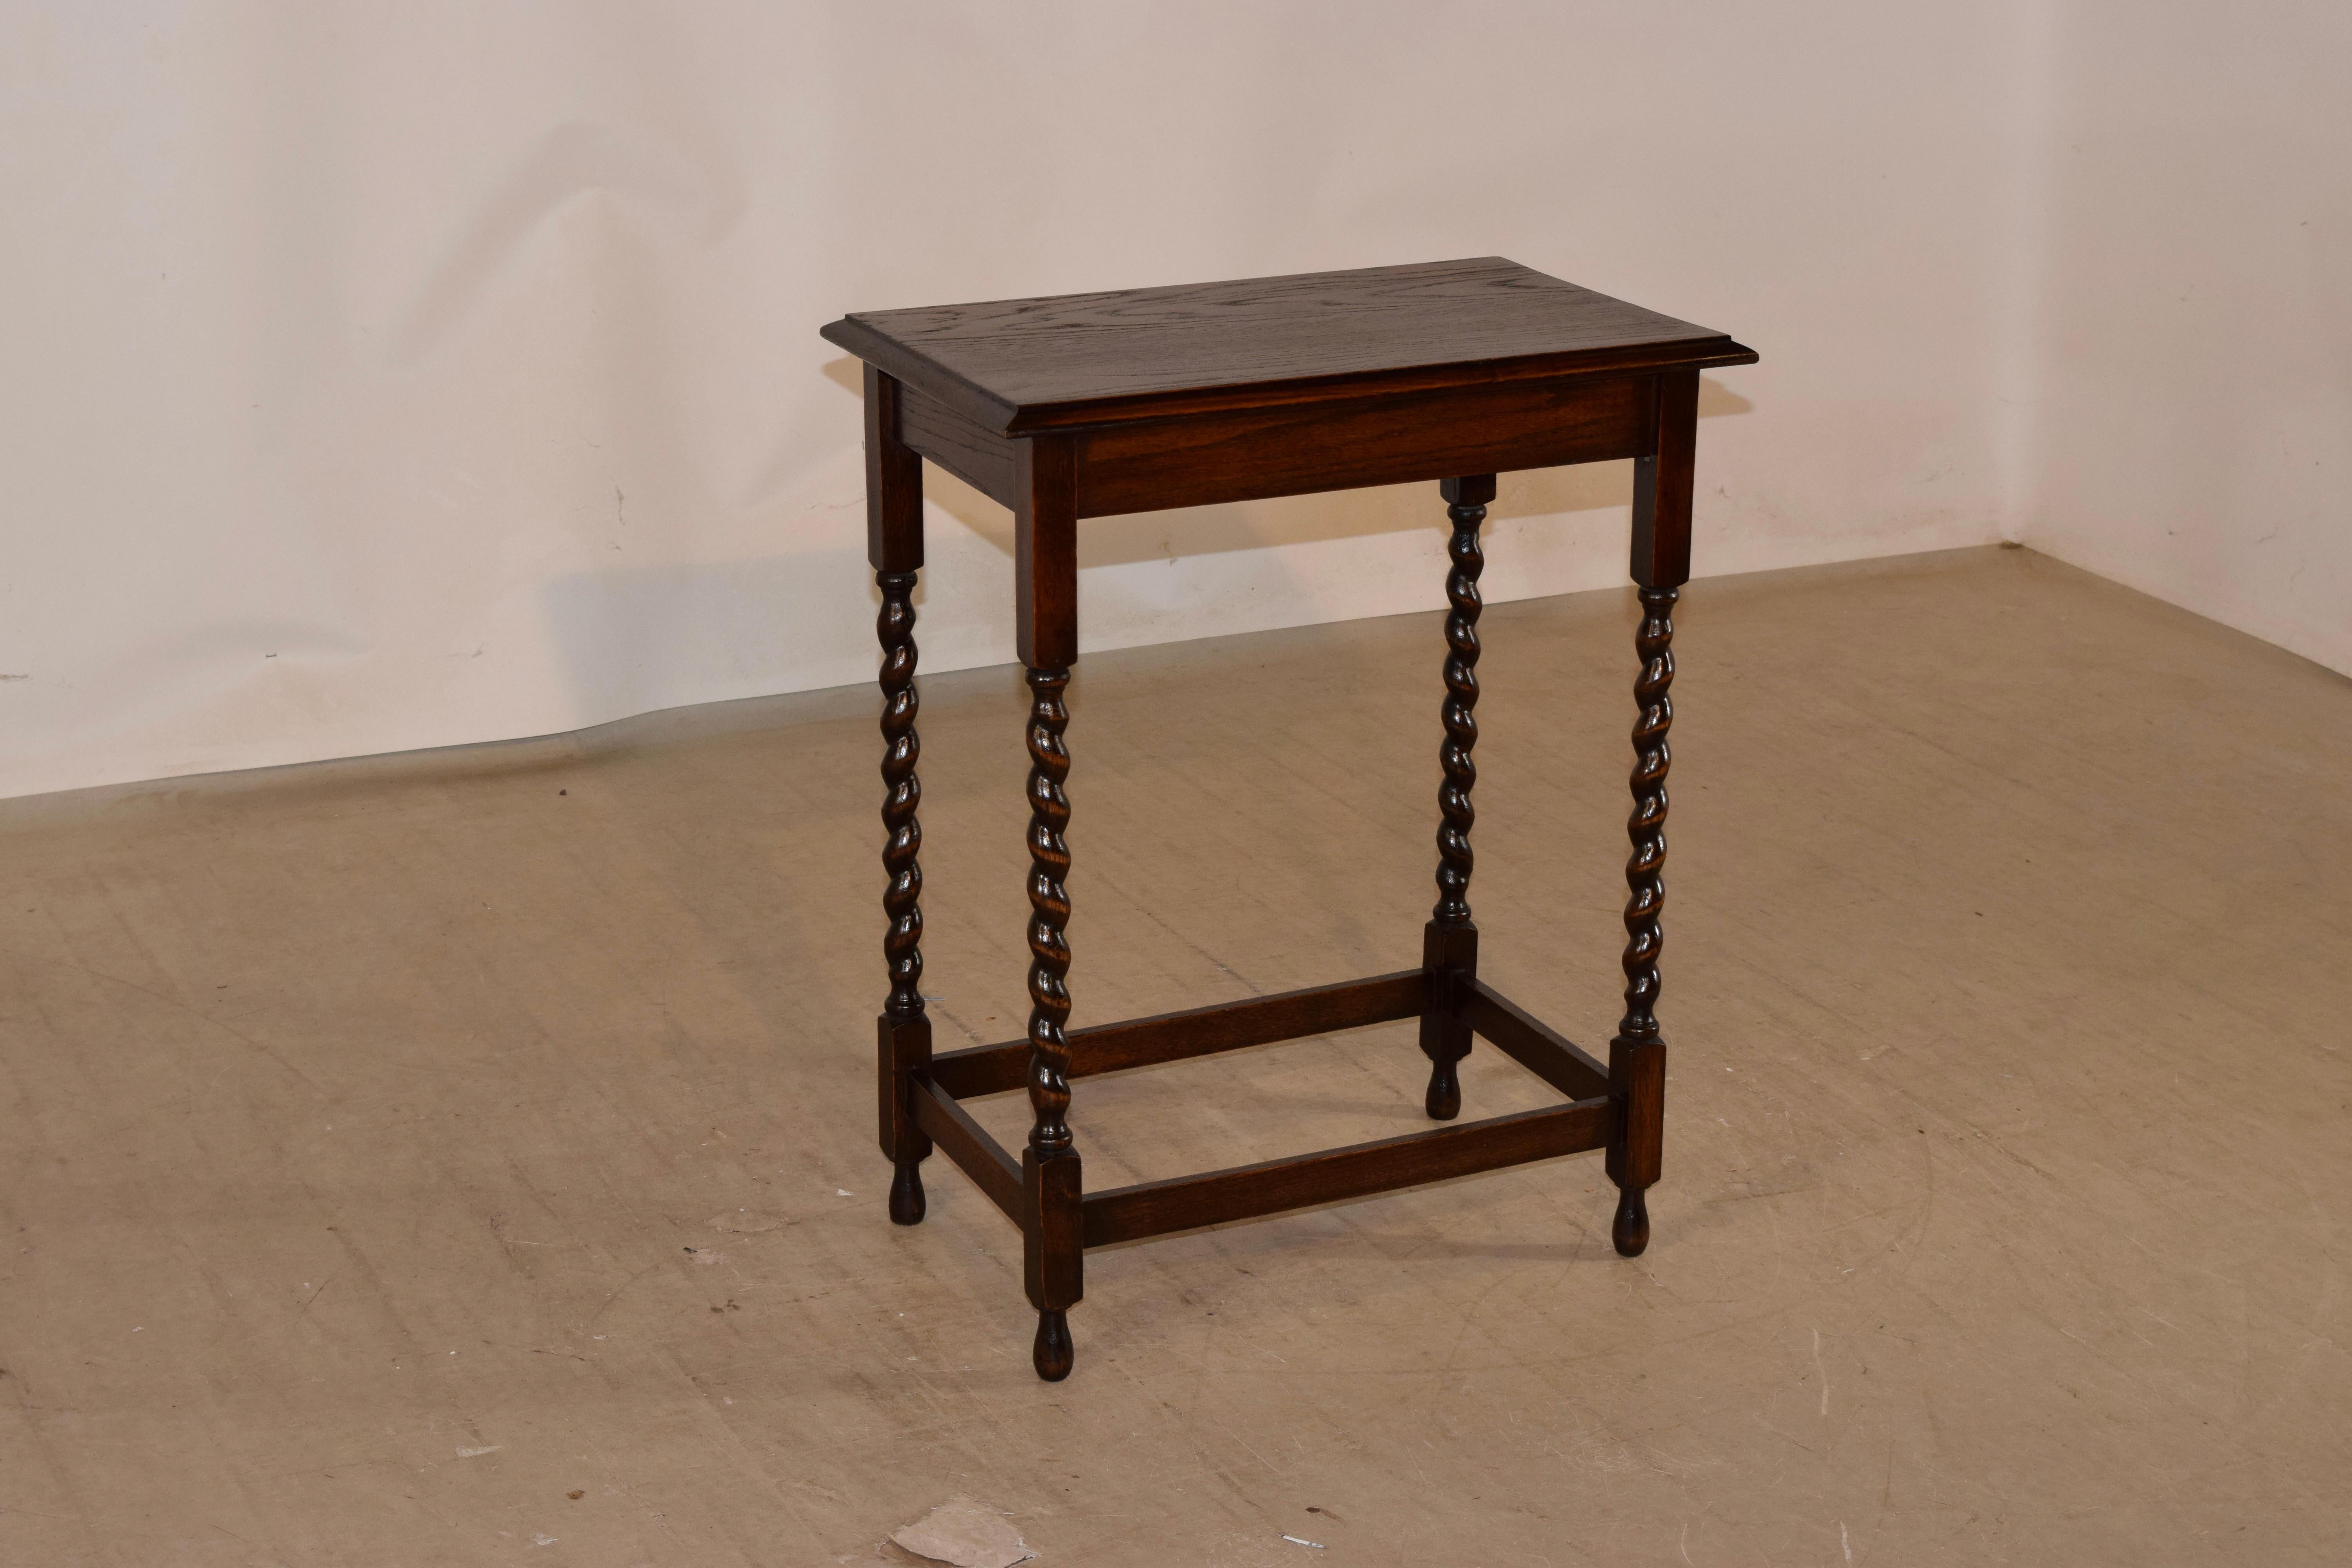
530,367,1752,723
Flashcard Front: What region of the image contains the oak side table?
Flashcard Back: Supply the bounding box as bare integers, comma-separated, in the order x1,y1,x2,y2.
820,259,1756,1380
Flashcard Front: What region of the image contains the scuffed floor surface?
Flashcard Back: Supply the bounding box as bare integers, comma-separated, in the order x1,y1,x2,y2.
2,546,2347,1566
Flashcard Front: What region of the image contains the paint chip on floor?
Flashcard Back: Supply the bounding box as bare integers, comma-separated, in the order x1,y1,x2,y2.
457,1445,501,1457
890,1495,1038,1568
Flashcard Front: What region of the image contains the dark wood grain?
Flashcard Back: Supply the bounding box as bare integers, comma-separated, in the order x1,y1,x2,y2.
1614,586,1677,1049
1607,1038,1664,1257
877,1014,931,1225
895,362,1650,521
877,572,925,1023
822,258,1755,433
835,260,1749,1374
1419,475,1493,1120
1463,979,1610,1102
1016,439,1078,668
1022,1147,1083,1379
1073,374,1644,518
1606,584,1679,1256
1021,666,1075,1159
911,1074,1021,1221
1082,1098,1612,1248
863,366,923,570
928,971,1428,1100
1430,476,1490,929
871,390,929,1225
1418,920,1478,1121
1631,369,1699,588
899,380,1015,507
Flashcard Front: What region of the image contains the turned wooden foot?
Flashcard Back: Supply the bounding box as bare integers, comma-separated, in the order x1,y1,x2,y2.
1612,1185,1650,1256
1033,1309,1074,1381
1424,1058,1462,1120
888,1160,926,1225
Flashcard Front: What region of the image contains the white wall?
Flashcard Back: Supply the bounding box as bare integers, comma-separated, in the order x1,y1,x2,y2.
2009,1,2352,676
2,3,2045,799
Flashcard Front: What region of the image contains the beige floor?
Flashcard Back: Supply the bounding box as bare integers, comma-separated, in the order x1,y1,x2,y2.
2,545,2347,1567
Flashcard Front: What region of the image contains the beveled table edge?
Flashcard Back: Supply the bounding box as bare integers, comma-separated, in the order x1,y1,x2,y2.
818,316,1759,436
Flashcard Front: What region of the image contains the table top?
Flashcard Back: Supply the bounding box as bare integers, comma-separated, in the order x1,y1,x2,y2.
821,257,1755,434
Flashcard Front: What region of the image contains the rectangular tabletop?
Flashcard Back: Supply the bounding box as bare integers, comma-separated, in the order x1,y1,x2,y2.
821,257,1756,434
